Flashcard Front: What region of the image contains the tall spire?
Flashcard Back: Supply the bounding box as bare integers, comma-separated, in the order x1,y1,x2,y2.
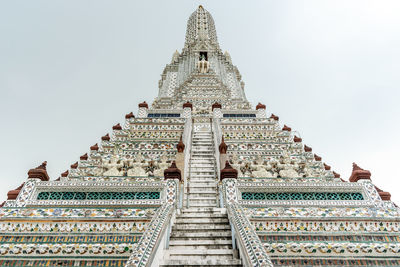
184,5,220,50
153,6,250,111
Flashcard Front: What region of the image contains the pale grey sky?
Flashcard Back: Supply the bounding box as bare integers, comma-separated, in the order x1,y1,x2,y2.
1,1,399,203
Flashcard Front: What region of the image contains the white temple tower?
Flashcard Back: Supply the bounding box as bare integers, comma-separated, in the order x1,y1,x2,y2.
1,5,399,267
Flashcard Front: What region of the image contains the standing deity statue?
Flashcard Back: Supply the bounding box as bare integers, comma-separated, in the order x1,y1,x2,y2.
154,154,170,177
230,154,244,177
127,154,147,177
278,152,300,178
197,55,209,73
103,154,123,176
251,157,276,178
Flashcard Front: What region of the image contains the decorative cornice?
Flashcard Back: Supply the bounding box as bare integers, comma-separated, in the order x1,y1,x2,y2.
212,102,222,111
164,161,181,181
125,112,135,119
349,163,371,182
138,101,148,108
256,102,266,110
304,145,312,152
28,162,50,181
270,113,279,121
293,136,302,142
101,133,110,141
324,163,331,170
7,183,24,200
90,143,99,151
182,101,193,110
220,161,238,180
112,123,122,130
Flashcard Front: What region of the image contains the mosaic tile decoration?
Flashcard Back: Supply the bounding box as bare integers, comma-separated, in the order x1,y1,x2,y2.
253,220,400,234
0,207,156,219
0,242,135,256
271,258,400,266
36,191,160,200
0,221,148,234
236,181,373,207
264,241,400,256
0,234,141,244
247,206,400,219
259,234,400,242
241,191,364,201
0,260,128,267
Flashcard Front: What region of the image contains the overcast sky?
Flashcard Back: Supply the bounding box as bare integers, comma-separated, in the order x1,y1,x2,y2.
1,1,399,203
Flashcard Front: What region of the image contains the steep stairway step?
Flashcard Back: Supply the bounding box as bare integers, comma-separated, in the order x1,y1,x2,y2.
172,226,230,232
170,231,231,239
169,239,232,246
189,179,216,184
188,203,217,208
189,175,216,178
188,193,216,198
160,259,241,267
188,181,216,186
182,207,226,213
175,218,228,224
167,249,234,256
187,200,217,206
187,188,217,193
188,190,217,194
177,212,226,218
188,196,217,200
190,167,215,171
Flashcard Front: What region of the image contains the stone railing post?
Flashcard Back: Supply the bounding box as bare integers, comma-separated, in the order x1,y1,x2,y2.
164,161,182,209
137,101,148,118
219,138,228,173
182,101,192,119
256,102,266,118
212,102,222,118
175,137,185,180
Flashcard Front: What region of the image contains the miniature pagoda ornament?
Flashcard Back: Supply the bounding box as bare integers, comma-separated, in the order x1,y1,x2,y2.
1,5,399,267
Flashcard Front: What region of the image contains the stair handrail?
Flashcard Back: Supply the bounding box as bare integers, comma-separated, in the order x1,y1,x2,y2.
186,118,195,208
211,117,222,181
211,117,223,207
125,180,179,267
183,117,193,209
209,118,219,184
221,179,274,267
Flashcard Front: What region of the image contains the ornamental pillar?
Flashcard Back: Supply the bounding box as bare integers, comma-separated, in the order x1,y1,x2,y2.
182,101,192,118
220,161,238,181
219,137,227,170
212,102,222,118
164,161,182,182
175,136,185,179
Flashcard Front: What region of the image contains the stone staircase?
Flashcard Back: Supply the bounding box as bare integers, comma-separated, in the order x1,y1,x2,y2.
161,126,241,266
